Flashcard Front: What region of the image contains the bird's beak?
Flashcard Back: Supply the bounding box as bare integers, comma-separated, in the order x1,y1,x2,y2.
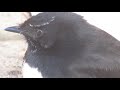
4,26,21,33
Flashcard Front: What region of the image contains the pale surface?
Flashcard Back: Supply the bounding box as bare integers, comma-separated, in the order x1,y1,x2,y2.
0,12,29,78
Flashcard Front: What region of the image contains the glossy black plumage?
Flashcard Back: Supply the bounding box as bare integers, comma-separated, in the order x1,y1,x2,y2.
5,12,120,78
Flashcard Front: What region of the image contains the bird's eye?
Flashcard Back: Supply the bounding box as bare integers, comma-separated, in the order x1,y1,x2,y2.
36,29,44,37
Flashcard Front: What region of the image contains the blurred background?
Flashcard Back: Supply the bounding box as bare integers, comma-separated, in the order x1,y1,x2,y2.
0,12,31,78
0,12,120,78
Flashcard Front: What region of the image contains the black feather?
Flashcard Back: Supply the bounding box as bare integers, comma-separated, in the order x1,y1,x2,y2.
16,12,120,78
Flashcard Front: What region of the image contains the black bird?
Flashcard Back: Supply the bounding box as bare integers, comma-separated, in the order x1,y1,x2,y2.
4,12,120,78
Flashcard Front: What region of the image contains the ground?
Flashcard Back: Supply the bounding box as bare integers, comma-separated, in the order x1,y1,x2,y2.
0,12,28,78
0,31,27,78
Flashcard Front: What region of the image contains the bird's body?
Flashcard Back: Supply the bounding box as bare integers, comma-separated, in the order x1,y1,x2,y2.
5,12,120,78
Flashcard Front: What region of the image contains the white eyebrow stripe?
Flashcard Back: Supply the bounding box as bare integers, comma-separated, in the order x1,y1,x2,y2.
29,24,34,27
29,16,56,27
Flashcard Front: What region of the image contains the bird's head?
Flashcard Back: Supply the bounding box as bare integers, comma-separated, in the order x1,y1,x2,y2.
4,12,84,49
4,12,60,49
